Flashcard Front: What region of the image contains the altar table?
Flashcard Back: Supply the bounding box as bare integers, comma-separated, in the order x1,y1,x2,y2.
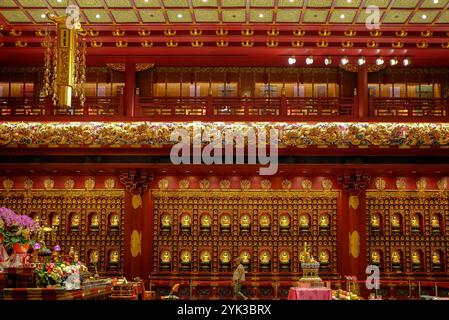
287,287,332,300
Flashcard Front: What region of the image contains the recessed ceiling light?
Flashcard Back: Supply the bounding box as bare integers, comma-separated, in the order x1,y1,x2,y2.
403,57,411,66
358,57,366,66
340,14,345,19
390,57,398,66
95,14,101,19
347,0,352,3
434,0,439,4
144,0,149,2
57,0,62,2
341,57,349,65
421,14,427,20
177,14,183,18
41,13,46,18
288,56,296,65
259,13,264,18
202,0,208,2
305,56,314,65
376,57,384,65
324,57,332,65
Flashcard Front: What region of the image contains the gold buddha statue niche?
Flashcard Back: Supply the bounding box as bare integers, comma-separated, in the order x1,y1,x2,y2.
431,214,441,234
73,251,80,264
390,213,402,234
279,214,290,234
109,250,119,271
180,214,191,234
259,250,271,271
220,214,231,234
160,250,171,271
160,213,171,233
89,250,99,271
279,250,291,272
319,250,330,271
239,214,251,234
70,213,80,232
219,250,231,271
90,213,99,233
432,251,441,272
200,214,211,233
240,250,251,271
371,250,381,267
180,250,191,271
299,214,310,233
259,214,271,234
51,213,60,230
109,213,120,233
199,250,212,271
370,213,381,233
411,250,422,271
391,250,402,271
319,214,330,233
411,214,421,233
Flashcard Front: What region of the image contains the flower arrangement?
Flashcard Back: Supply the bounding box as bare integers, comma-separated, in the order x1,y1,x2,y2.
34,261,88,289
0,207,40,250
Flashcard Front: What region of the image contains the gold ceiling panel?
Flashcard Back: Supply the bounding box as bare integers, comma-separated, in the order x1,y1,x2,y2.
166,10,192,23
437,11,449,23
111,10,139,23
307,0,333,7
422,0,449,8
392,0,420,8
251,0,275,6
278,0,304,7
303,10,328,23
17,0,46,7
329,10,356,24
409,10,440,23
134,0,160,7
84,9,112,23
163,0,189,7
276,9,301,23
0,0,16,7
335,0,362,7
1,11,31,23
222,9,246,23
222,0,246,7
382,10,412,23
194,9,219,23
105,0,132,7
364,0,390,8
139,10,165,23
192,0,218,6
249,10,274,23
76,0,103,7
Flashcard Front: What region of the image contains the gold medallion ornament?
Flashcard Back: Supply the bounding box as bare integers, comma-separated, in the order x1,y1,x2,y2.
301,179,312,190
2,179,14,192
375,178,386,191
240,179,251,190
199,179,210,190
321,179,332,190
24,178,34,190
44,178,55,190
158,179,169,190
84,177,95,190
396,177,407,190
64,178,75,190
104,178,116,190
130,230,142,258
132,194,142,209
261,180,271,190
349,231,360,258
179,179,190,190
220,179,231,190
282,179,292,190
416,177,427,191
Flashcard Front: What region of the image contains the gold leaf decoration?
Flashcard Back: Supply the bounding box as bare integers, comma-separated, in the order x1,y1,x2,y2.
349,195,359,210
282,179,292,190
349,231,360,258
261,179,271,190
416,177,427,191
104,178,116,190
396,177,407,190
179,179,190,190
321,179,333,190
24,178,34,190
158,179,169,190
130,230,142,258
65,178,75,190
220,179,231,190
240,179,250,190
301,179,312,190
375,177,386,191
199,179,210,190
132,194,142,209
437,178,447,191
2,178,14,192
85,177,95,190
44,178,55,190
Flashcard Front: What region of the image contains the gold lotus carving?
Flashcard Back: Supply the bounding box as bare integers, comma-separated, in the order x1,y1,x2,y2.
301,179,312,190
375,178,386,191
104,178,116,190
84,177,95,190
65,178,75,190
2,179,14,191
416,178,427,191
44,178,55,190
261,179,271,190
220,179,231,190
199,179,210,190
282,179,292,190
24,178,34,190
179,179,190,190
396,177,406,190
240,179,250,190
158,179,169,190
437,178,448,191
321,179,332,190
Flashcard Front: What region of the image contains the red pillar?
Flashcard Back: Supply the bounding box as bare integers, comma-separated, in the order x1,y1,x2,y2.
120,171,154,279
124,62,136,117
357,66,368,118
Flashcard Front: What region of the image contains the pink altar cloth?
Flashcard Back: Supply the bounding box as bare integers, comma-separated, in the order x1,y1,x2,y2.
287,287,332,300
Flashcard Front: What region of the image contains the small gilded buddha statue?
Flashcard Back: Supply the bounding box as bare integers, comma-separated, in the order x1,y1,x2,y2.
71,213,80,232
279,215,290,234
259,251,271,271
299,214,310,233
240,214,251,234
279,250,291,271
73,252,80,264
109,250,119,270
432,251,441,271
371,250,381,266
319,250,330,271
241,251,251,270
180,250,191,271
391,214,401,234
259,214,271,234
200,214,211,233
200,250,212,271
160,250,171,271
180,214,191,233
412,251,421,271
319,215,330,233
219,251,231,271
110,214,120,233
411,214,421,233
370,214,381,233
391,250,402,271
220,214,231,233
90,213,99,233
89,250,99,270
52,214,60,229
431,214,441,234
160,214,171,233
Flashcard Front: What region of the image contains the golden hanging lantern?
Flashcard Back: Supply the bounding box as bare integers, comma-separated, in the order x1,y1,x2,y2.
41,12,86,109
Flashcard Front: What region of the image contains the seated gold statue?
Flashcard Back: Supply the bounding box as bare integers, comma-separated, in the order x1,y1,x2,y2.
391,214,401,233
319,250,329,265
200,215,211,232
259,251,271,270
180,215,191,233
52,214,60,228
240,214,251,232
90,214,99,232
110,214,120,232
370,214,381,232
199,251,211,271
432,214,440,233
412,251,421,270
73,252,80,263
219,251,231,271
180,250,191,271
319,215,330,232
371,251,381,265
160,214,171,232
90,250,99,266
109,250,119,266
391,251,402,270
279,215,290,233
220,215,231,233
160,250,171,271
299,215,310,232
71,213,80,231
411,215,421,233
241,251,251,267
259,215,270,232
432,251,441,271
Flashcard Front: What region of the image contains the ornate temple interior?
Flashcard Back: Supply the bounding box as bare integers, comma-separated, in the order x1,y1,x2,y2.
1,0,449,302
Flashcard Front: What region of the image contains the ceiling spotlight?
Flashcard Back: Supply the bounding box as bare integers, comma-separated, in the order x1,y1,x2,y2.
434,0,439,3
390,57,398,66
41,13,46,19
177,13,183,18
57,0,62,2
95,14,101,19
324,57,332,65
376,57,384,65
403,57,411,66
305,56,314,65
288,56,296,65
421,14,427,20
340,57,349,65
357,57,366,65
340,14,345,19
259,13,264,18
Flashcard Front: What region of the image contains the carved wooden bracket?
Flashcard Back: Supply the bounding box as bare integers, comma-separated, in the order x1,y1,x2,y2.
337,174,371,196
119,171,154,195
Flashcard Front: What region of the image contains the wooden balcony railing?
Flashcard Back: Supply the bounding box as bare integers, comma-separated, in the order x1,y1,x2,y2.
138,96,207,116
0,96,47,116
370,97,449,117
286,97,354,116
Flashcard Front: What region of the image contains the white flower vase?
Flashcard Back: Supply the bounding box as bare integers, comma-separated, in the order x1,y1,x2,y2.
65,271,81,290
